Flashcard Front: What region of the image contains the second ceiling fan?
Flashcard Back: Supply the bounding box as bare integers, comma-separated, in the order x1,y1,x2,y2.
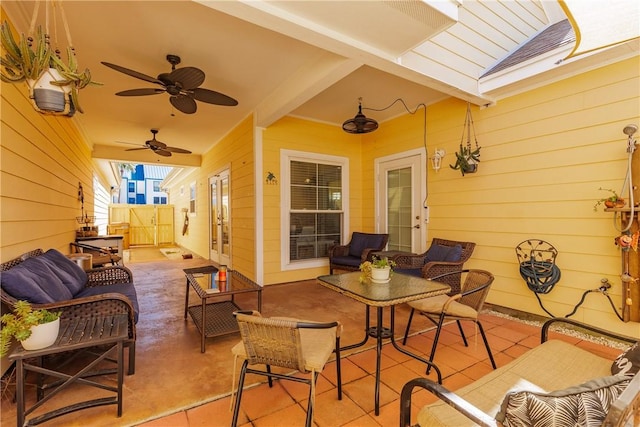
102,54,238,114
122,129,191,157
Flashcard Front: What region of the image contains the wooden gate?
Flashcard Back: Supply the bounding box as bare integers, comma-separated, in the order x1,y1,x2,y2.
109,204,174,246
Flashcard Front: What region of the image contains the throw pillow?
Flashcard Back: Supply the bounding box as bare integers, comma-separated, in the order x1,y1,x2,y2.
425,244,462,263
611,341,640,377
496,375,630,427
39,249,88,296
348,233,384,258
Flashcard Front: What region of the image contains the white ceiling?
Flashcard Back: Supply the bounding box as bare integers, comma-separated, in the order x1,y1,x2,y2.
2,1,637,185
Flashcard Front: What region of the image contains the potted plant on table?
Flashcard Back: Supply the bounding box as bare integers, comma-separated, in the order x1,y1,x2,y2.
593,187,625,211
1,301,61,356
360,256,397,283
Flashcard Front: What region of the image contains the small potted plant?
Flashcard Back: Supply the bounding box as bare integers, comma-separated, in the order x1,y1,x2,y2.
1,301,61,356
593,187,625,211
360,256,397,283
450,144,481,176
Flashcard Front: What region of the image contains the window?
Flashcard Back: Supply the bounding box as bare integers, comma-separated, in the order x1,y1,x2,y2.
281,150,349,269
153,197,160,204
153,181,161,192
128,197,135,204
128,182,135,192
189,182,196,214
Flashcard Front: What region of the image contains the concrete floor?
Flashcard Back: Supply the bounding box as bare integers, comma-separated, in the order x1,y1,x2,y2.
0,247,623,427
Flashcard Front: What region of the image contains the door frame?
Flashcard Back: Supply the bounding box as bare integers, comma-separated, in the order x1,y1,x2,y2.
374,148,427,253
209,167,232,267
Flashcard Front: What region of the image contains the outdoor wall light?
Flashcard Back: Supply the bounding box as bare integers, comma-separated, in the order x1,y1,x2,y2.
431,149,446,172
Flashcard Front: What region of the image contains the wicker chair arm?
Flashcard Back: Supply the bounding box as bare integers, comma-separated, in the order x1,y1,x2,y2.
86,266,134,286
328,244,350,257
400,377,498,427
393,253,427,269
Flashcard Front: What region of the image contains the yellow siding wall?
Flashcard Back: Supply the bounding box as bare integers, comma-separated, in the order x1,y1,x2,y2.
167,115,257,281
373,58,639,335
0,81,99,261
261,116,363,284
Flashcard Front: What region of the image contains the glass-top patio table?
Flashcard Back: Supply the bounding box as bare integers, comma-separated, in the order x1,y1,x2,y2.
317,271,450,415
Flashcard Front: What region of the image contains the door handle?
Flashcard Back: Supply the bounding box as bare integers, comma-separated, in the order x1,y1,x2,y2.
413,224,420,229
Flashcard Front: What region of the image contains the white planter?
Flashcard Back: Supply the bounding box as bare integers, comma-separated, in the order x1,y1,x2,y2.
21,318,60,351
370,266,390,282
27,68,71,113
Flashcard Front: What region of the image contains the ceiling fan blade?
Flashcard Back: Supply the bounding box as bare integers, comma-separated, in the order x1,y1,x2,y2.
193,88,238,106
169,67,205,90
165,146,192,154
170,95,197,114
154,149,172,157
101,62,163,85
116,88,166,96
125,147,149,152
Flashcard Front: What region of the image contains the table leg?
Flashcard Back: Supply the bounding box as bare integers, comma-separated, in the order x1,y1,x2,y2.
117,340,124,416
374,306,384,416
200,297,207,353
389,307,442,384
16,359,24,427
184,278,190,319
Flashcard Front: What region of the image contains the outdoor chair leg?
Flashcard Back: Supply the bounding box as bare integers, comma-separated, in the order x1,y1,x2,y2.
426,313,447,375
402,308,416,345
335,340,342,400
456,320,469,347
266,365,273,387
231,360,249,427
476,321,497,369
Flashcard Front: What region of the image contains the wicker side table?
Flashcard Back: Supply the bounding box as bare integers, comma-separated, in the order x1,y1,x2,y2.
9,315,128,427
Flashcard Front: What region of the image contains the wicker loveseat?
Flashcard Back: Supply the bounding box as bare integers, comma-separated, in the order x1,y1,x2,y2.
1,249,138,374
328,232,389,274
400,318,640,427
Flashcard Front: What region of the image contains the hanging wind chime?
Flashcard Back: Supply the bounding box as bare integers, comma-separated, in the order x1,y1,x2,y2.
450,102,481,176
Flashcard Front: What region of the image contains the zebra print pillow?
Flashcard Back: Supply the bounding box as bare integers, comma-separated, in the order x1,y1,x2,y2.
611,341,640,377
496,375,630,427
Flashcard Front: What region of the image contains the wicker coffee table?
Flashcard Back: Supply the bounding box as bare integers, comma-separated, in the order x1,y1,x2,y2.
184,266,262,352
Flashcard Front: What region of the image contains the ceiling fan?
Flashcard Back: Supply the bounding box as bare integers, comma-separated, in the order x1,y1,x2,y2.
101,54,238,114
120,129,192,157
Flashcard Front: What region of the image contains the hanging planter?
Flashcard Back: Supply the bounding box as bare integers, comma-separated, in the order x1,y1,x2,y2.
450,103,481,176
0,1,100,116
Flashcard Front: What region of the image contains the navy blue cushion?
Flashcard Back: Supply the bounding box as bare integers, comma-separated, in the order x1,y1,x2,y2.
331,256,363,267
1,256,73,303
348,233,386,258
75,283,139,323
425,244,463,263
39,249,87,296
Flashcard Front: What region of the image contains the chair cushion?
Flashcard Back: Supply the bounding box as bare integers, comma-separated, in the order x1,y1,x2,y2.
425,244,462,263
75,283,139,323
39,249,88,296
330,255,362,267
348,232,385,258
611,341,640,377
408,294,478,319
496,375,631,427
1,256,73,303
395,268,423,277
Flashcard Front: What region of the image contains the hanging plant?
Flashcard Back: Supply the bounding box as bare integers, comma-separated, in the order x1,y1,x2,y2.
0,2,100,115
450,102,481,176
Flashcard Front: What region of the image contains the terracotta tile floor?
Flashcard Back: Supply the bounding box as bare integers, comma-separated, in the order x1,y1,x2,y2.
136,313,622,427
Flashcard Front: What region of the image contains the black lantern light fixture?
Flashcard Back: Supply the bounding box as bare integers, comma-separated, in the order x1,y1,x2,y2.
342,98,379,134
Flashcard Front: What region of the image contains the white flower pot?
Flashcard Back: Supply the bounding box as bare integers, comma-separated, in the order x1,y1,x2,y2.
21,318,60,351
28,68,70,113
370,266,390,282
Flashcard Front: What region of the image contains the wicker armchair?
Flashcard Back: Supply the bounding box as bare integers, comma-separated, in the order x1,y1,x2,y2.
393,238,476,294
402,269,496,373
230,310,342,427
1,249,137,374
328,232,389,273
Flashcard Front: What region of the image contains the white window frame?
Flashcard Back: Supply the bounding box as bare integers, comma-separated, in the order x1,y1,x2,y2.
280,149,349,271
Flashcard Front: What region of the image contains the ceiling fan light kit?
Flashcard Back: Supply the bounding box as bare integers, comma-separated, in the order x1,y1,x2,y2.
102,54,238,114
342,98,379,134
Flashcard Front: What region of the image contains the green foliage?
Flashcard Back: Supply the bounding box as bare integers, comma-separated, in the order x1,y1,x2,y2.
450,144,481,176
593,187,623,211
0,20,101,113
1,301,61,356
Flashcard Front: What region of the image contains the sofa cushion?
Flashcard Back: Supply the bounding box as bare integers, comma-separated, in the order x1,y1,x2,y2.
0,256,73,303
348,232,386,258
425,244,462,263
496,375,631,427
75,283,140,323
39,249,88,296
611,341,640,377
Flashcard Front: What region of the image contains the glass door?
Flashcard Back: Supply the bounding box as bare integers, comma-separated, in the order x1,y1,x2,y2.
209,170,231,266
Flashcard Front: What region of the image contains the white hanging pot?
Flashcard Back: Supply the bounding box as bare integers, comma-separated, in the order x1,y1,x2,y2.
370,266,391,282
28,68,71,113
21,317,60,351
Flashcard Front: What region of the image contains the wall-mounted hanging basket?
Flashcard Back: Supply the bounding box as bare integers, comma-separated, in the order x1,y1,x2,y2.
450,102,481,176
